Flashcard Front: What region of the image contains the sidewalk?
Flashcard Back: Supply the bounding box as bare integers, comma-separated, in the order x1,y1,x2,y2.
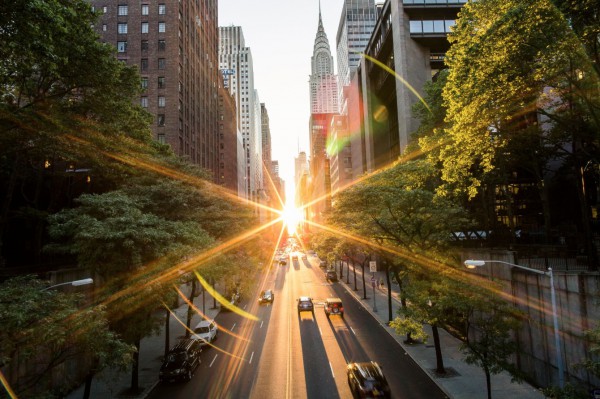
335,262,545,399
66,292,219,399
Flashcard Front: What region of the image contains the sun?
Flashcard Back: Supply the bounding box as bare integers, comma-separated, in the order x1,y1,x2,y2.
281,202,303,235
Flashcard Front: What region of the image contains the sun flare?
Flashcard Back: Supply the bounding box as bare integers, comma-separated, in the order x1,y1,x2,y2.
281,203,303,235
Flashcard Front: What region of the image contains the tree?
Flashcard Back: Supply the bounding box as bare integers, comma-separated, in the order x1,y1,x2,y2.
440,0,600,254
0,275,133,398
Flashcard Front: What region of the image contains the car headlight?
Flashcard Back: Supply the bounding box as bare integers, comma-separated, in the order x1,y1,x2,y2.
174,368,183,374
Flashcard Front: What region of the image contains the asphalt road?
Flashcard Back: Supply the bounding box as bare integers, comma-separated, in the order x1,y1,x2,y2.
148,255,446,399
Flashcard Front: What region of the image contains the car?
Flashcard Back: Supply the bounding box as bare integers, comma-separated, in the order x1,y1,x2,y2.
347,361,391,398
319,260,327,268
297,296,314,315
326,270,338,282
291,254,298,261
324,297,344,318
258,289,274,304
159,339,202,383
279,256,287,265
191,319,218,345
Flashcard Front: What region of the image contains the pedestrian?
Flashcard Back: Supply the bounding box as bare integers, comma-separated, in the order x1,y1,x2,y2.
379,278,384,289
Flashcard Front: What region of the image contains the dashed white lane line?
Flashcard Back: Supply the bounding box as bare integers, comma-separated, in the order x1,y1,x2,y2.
231,323,236,332
209,354,218,368
350,327,356,335
260,320,264,329
249,351,255,364
329,362,335,378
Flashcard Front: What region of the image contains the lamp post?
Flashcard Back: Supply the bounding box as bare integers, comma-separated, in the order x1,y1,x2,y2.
464,259,564,388
41,278,94,291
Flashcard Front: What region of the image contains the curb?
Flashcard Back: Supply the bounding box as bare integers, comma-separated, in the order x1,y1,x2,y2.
338,276,454,399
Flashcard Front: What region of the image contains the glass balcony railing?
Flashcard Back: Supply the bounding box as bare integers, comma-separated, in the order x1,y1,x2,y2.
404,0,467,4
409,20,456,34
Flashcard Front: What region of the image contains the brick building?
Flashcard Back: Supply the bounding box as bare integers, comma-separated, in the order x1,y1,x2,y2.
91,1,220,179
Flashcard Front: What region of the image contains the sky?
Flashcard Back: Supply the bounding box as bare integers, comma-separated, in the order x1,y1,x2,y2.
218,0,345,198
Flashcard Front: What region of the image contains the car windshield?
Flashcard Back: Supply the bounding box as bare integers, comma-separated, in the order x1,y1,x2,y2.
194,327,210,334
166,352,187,363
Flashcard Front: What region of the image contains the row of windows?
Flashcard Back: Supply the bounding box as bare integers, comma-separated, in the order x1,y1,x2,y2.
409,20,456,34
140,96,166,108
404,0,466,4
94,4,167,16
140,76,166,89
117,22,166,34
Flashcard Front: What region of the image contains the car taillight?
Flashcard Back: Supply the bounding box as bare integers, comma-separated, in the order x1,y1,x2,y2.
340,307,344,312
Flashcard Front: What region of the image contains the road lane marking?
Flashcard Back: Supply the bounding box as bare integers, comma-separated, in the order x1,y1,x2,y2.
231,323,236,331
249,351,254,364
209,354,218,367
260,320,264,328
329,362,335,378
319,327,323,336
350,327,356,335
244,305,247,310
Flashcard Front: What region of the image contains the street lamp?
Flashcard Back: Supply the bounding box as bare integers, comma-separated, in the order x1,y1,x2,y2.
464,259,564,388
41,278,94,291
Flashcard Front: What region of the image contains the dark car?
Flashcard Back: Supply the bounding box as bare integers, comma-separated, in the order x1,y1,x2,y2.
159,339,202,383
347,362,391,398
319,260,327,268
258,289,274,304
297,296,314,315
326,270,338,282
324,297,344,318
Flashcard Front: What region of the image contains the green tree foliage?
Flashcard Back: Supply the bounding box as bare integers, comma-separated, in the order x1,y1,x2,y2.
0,275,133,398
440,0,599,200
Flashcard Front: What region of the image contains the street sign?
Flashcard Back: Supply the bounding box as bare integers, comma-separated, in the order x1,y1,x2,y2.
369,261,377,273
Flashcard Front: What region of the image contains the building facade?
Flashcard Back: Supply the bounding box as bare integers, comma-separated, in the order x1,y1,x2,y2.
336,0,378,116
91,1,220,178
329,115,353,195
219,26,262,201
349,0,465,174
218,85,240,194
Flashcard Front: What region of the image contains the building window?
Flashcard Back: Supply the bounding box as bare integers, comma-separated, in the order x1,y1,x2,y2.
102,24,107,31
117,5,128,16
158,22,166,33
118,23,127,34
141,4,149,15
102,6,108,13
158,133,165,144
158,4,166,14
158,76,165,88
140,97,148,108
158,39,166,51
117,41,127,52
141,22,148,33
141,58,148,71
158,58,166,69
157,114,165,126
141,77,148,90
141,40,148,51
158,96,165,107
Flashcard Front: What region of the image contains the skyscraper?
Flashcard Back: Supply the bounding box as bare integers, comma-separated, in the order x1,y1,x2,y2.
219,26,262,201
91,1,220,178
309,5,338,222
336,0,378,115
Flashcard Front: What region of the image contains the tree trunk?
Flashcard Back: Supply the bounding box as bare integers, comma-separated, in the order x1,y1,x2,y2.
0,153,20,267
164,307,170,357
211,277,217,309
485,366,492,399
82,369,95,399
186,279,197,337
432,325,446,374
353,260,357,291
130,338,140,392
385,265,392,323
361,261,367,299
577,164,599,269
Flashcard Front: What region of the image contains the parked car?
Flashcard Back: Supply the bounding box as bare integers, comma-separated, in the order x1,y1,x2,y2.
319,260,327,268
279,257,287,265
326,270,338,282
159,339,202,383
291,253,298,261
191,319,218,345
324,297,344,318
297,296,314,315
347,361,391,398
258,289,274,304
